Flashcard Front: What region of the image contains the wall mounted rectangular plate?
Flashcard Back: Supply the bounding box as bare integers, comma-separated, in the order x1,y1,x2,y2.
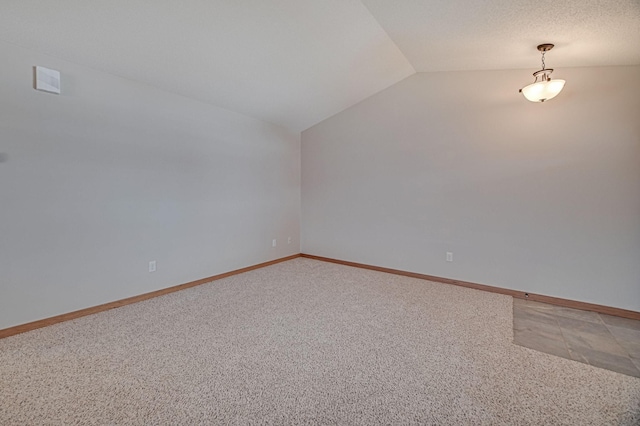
34,66,61,94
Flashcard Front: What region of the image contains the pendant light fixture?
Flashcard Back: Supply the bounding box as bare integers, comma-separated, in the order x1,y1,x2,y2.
519,44,565,102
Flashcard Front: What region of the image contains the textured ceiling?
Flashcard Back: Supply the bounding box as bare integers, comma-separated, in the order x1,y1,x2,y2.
361,0,640,72
1,1,639,131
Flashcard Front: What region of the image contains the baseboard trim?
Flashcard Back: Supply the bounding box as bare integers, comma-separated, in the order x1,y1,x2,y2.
0,254,301,339
3,252,637,339
301,253,640,321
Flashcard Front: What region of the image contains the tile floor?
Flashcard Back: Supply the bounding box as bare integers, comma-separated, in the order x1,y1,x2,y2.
513,298,640,378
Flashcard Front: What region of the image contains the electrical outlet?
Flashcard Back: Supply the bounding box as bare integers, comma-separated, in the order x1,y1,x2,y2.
446,252,453,262
272,239,277,248
287,236,292,244
149,260,157,272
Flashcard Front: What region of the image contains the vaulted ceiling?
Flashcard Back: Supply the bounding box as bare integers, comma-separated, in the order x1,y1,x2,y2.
1,1,639,131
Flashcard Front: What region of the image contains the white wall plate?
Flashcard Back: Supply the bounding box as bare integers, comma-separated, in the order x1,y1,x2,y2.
34,66,61,94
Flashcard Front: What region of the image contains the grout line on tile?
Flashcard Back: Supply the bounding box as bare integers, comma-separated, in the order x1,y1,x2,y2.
554,312,580,364
600,317,635,361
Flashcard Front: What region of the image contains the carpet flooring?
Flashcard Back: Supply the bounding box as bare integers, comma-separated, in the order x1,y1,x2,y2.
1,258,639,425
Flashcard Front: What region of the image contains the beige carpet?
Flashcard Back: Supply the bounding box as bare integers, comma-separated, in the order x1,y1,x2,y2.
1,258,639,425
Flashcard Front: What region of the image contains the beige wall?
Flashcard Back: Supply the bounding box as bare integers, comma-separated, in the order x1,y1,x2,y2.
0,42,301,329
302,66,640,311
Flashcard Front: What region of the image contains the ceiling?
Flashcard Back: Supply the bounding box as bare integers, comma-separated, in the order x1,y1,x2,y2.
1,1,639,132
361,0,640,72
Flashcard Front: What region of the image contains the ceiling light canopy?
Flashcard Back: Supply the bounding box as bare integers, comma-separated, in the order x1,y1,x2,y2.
520,44,565,103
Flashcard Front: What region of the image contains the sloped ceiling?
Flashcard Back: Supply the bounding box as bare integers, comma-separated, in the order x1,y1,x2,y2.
1,1,639,131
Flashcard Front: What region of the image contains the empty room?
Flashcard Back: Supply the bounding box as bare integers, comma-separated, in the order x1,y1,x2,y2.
1,1,639,424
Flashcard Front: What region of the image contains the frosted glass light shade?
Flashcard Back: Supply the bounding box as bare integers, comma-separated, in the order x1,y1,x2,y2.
521,79,565,102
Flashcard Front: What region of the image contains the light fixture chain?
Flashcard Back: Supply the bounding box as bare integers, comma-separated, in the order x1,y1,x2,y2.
541,51,546,70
